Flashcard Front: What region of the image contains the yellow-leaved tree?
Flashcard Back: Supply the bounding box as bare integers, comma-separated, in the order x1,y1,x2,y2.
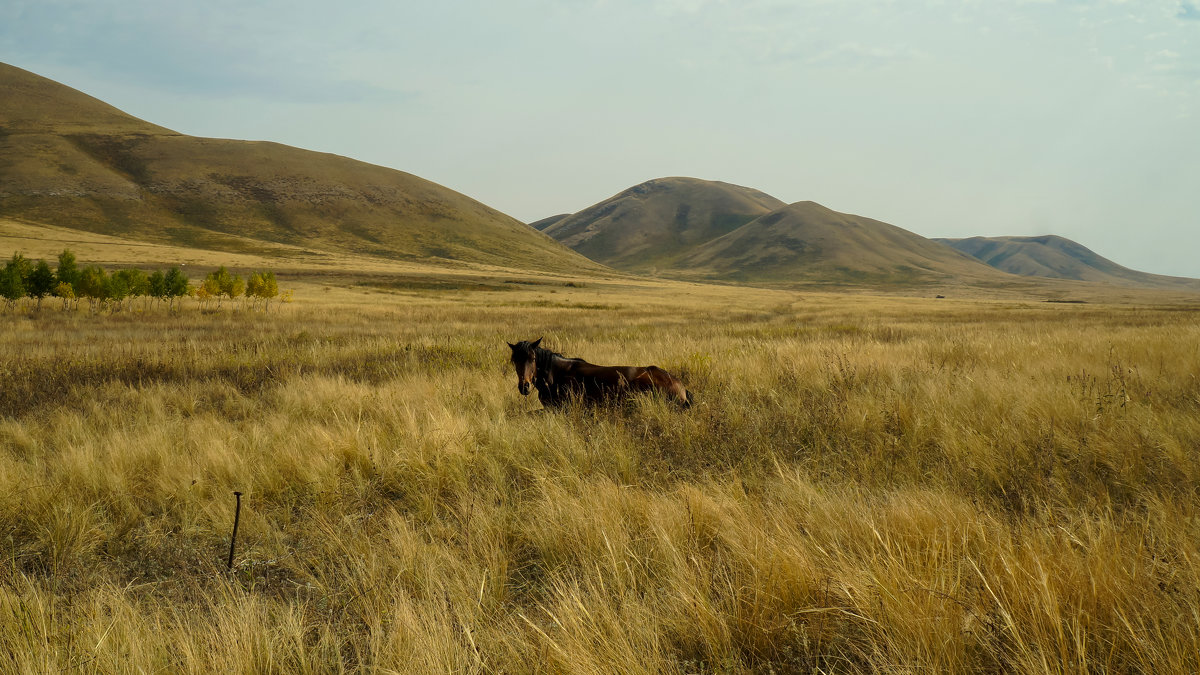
246,271,279,311
202,266,244,308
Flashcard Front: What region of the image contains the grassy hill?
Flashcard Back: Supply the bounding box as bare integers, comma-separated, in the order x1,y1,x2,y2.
543,177,786,271
529,214,570,231
541,177,1009,287
0,62,599,274
678,201,1010,285
937,235,1200,291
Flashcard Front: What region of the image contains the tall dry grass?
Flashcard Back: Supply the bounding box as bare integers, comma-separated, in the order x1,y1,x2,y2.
1,280,1198,673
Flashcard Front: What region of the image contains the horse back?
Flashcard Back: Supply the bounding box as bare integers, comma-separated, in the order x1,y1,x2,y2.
632,365,692,406
547,356,691,407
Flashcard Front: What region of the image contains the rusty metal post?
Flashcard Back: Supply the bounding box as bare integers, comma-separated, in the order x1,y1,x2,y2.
227,491,243,570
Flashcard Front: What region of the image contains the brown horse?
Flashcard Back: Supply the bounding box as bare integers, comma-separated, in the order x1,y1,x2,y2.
507,338,693,408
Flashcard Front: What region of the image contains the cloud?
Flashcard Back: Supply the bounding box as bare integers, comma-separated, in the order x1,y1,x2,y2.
1180,1,1200,20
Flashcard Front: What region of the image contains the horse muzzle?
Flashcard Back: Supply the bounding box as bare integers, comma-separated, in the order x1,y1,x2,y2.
518,381,531,396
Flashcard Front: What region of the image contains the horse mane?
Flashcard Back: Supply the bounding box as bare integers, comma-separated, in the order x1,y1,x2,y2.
534,346,586,381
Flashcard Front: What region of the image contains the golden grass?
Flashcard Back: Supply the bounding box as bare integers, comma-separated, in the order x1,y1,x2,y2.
2,276,1199,673
0,217,631,293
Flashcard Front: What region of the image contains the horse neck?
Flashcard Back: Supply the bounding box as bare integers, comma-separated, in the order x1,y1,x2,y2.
534,347,555,379
534,347,572,381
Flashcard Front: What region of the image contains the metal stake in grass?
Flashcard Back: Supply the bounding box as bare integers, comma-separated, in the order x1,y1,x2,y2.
227,491,243,571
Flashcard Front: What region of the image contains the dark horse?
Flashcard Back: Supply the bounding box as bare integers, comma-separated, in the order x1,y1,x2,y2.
507,338,693,408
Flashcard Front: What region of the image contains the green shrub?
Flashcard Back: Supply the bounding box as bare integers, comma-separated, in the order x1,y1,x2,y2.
27,260,56,305
0,259,25,305
77,266,109,310
112,268,150,299
1,253,33,306
164,268,189,299
56,249,80,291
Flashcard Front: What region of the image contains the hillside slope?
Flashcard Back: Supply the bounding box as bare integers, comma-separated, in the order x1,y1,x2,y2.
937,235,1200,290
0,62,598,273
679,201,1008,284
540,177,1016,286
529,214,570,231
543,177,786,271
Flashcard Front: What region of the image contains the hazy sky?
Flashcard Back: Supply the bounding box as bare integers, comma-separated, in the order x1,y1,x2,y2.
3,0,1199,276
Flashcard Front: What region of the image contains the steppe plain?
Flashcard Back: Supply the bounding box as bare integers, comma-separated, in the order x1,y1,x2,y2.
2,223,1199,674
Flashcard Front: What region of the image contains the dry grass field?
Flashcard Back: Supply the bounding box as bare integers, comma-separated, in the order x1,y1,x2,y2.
2,266,1200,673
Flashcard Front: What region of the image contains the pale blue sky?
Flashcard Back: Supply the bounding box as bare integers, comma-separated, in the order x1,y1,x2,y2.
3,0,1198,276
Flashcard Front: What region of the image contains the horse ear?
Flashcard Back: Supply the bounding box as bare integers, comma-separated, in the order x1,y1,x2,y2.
531,337,543,348
507,342,516,350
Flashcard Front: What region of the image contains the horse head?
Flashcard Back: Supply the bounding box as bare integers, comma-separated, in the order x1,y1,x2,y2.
507,337,542,396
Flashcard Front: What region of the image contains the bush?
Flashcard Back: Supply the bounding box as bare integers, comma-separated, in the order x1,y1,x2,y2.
77,266,110,310
1,253,30,304
56,249,80,292
0,263,25,305
164,267,189,299
203,266,244,306
53,281,76,309
27,260,56,305
111,268,150,301
106,272,130,304
148,270,166,298
247,270,279,310
148,267,190,307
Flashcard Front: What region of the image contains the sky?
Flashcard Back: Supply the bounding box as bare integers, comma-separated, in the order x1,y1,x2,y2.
3,0,1199,277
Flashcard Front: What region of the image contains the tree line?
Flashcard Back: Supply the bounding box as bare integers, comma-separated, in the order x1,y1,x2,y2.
0,250,282,312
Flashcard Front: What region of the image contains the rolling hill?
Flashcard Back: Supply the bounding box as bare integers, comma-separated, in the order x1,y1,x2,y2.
0,62,598,273
541,178,1008,286
936,235,1200,290
678,201,1007,284
542,177,787,271
529,214,570,231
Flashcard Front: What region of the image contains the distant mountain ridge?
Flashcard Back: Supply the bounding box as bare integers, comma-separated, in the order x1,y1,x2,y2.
0,62,598,273
529,214,570,231
539,177,1198,290
543,177,786,271
539,177,1008,286
937,235,1200,290
678,200,1003,284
